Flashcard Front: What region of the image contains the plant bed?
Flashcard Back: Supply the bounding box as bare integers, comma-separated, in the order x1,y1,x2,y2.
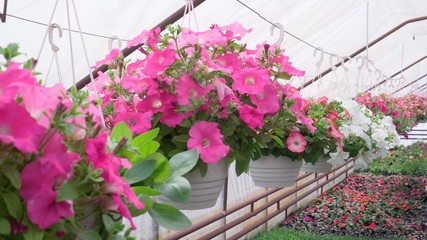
282,175,427,239
249,228,405,240
367,142,427,177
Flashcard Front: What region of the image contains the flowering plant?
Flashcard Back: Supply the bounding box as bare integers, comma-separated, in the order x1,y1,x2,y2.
0,44,195,239
93,23,306,175
297,97,349,165
355,93,427,135
340,100,400,169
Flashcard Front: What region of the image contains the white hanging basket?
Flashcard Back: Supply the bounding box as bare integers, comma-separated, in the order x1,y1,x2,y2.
157,159,228,210
300,157,332,173
249,155,302,188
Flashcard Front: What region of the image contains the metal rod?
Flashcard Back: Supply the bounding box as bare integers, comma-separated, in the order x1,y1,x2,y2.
407,83,427,96
300,16,427,90
0,0,8,23
391,73,427,95
199,167,350,240
364,55,427,93
72,0,206,90
223,177,228,212
162,172,314,240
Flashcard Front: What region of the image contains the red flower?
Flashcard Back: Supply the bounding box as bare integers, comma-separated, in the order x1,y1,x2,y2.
368,222,377,230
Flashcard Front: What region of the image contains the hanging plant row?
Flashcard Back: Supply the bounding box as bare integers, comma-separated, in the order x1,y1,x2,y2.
0,23,426,239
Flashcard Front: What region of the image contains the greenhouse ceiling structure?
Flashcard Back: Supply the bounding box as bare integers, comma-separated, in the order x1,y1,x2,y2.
1,0,427,98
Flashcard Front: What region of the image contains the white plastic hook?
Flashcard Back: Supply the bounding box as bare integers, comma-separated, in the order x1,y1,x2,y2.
355,56,365,70
375,69,382,82
48,23,63,52
329,54,340,71
313,47,325,67
365,57,373,73
341,56,352,72
108,35,122,51
270,23,285,45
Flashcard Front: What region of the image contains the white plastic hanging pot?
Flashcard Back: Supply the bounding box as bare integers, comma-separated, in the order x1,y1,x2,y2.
157,159,228,210
249,155,302,188
300,156,332,173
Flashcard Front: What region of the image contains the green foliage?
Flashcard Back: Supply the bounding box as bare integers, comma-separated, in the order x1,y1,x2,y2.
249,228,405,240
367,141,427,177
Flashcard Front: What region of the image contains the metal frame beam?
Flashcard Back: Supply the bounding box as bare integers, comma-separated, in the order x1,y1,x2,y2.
73,0,206,90
300,16,427,90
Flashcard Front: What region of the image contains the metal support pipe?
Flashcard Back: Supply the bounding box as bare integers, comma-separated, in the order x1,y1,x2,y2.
72,0,206,90
300,16,427,90
407,83,427,96
227,163,354,240
363,55,427,93
162,172,314,240
391,73,427,95
0,0,7,23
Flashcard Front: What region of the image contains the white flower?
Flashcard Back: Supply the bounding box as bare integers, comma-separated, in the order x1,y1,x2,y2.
327,151,350,166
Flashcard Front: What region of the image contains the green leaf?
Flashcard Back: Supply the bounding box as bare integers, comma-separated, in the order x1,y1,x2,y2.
2,192,23,220
272,136,284,147
132,128,159,147
169,149,199,178
129,194,154,217
0,217,10,235
235,159,249,176
102,214,115,234
138,141,160,158
56,181,79,202
23,227,44,240
78,230,102,240
2,165,21,189
172,134,189,143
110,121,132,142
145,153,170,184
154,176,191,202
148,203,192,231
132,186,161,196
124,160,156,184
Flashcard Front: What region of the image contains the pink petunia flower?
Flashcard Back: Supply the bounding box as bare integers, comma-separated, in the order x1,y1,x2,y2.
0,62,38,102
238,105,265,130
113,111,152,135
176,74,213,106
136,91,173,114
187,121,229,164
92,48,121,69
127,27,160,49
20,134,79,228
86,135,144,229
0,101,45,153
286,131,307,153
142,48,177,78
159,105,186,128
249,84,280,114
232,68,270,95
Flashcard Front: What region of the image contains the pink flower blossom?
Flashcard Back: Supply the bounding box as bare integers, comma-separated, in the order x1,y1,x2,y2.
249,84,280,114
92,48,121,69
159,105,186,127
232,68,270,95
368,222,377,230
86,135,144,229
176,74,213,106
275,55,305,77
113,111,152,135
213,78,233,101
136,91,173,114
121,75,153,93
0,101,45,153
0,62,37,102
20,134,79,228
142,48,177,78
286,131,307,153
127,27,160,49
238,105,265,130
187,121,229,164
